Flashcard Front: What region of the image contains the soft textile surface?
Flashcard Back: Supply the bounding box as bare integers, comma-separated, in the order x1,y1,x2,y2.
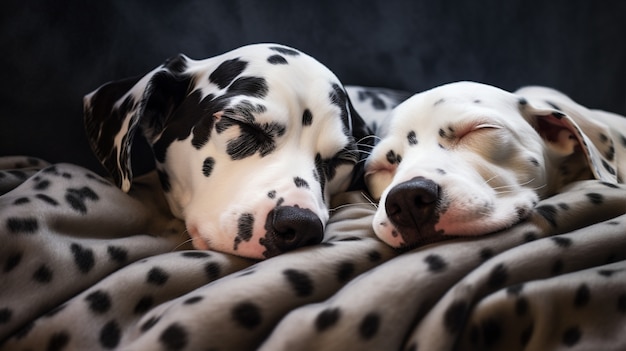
1,156,625,351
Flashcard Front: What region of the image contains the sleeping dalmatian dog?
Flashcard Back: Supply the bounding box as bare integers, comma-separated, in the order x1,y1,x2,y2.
83,43,372,259
365,81,625,248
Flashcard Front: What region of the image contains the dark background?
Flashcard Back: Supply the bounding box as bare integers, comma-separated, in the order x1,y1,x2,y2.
1,0,625,175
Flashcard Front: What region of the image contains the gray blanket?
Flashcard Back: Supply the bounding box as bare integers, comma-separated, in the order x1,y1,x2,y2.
1,156,625,350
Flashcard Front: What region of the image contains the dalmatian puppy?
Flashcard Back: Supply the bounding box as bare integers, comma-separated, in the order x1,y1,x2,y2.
365,81,624,248
83,43,372,259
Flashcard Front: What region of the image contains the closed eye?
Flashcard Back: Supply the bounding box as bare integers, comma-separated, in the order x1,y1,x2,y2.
456,122,503,140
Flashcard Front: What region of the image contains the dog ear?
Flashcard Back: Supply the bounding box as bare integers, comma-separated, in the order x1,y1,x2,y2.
345,93,376,191
83,55,192,192
517,88,618,184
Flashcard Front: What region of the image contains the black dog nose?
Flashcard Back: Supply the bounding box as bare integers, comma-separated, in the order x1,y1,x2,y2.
269,206,324,252
385,177,440,227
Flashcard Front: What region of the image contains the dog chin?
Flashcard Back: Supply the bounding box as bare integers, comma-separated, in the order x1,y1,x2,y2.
375,206,532,249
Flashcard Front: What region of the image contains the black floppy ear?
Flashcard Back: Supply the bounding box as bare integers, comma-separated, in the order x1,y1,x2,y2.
345,93,376,191
83,54,192,192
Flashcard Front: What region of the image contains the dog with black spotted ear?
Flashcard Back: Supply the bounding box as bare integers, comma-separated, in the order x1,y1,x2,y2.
83,43,373,259
365,81,625,249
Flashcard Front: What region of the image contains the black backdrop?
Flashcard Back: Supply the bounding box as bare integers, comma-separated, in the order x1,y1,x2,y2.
1,0,625,175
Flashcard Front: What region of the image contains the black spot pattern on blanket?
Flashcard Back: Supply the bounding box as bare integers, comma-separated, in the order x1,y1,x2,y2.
71,243,95,273
6,217,38,234
134,296,154,314
232,301,262,329
86,290,112,314
574,284,590,307
488,264,508,289
315,307,341,332
4,252,22,272
205,262,221,281
100,320,121,349
47,331,70,351
147,267,169,286
424,254,447,272
107,246,128,264
283,269,314,297
336,261,355,283
160,323,188,350
359,312,380,339
33,264,53,283
444,300,468,334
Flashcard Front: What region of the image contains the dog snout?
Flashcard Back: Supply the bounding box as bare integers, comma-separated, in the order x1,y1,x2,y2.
267,206,324,253
385,177,440,228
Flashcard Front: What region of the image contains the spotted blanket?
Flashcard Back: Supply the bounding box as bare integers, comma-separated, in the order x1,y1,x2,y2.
0,155,625,351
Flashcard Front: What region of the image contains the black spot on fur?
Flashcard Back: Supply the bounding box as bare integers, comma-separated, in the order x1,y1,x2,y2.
270,46,300,56
202,157,215,177
407,130,418,145
302,109,313,126
159,323,188,350
232,302,262,329
267,54,288,64
386,150,402,165
315,308,341,332
602,159,616,175
228,76,269,98
294,177,309,189
234,213,254,250
209,58,248,89
283,269,314,297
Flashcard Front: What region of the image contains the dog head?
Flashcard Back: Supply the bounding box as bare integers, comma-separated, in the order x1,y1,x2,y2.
365,81,618,249
84,43,372,259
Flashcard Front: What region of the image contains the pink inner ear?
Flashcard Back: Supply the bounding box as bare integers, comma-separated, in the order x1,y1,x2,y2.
535,114,571,142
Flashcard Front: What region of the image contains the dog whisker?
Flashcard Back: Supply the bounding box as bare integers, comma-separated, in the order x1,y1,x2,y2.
329,202,377,212
357,135,381,144
171,237,195,252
